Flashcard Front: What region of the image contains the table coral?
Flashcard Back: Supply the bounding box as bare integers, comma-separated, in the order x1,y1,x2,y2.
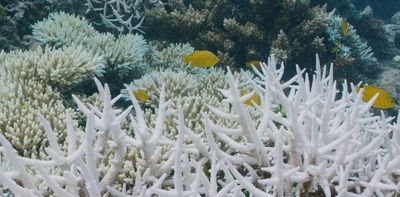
32,12,148,79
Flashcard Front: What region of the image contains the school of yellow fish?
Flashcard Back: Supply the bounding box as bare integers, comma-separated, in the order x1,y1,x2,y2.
130,49,396,111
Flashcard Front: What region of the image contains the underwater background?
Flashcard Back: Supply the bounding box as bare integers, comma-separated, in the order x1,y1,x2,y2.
0,0,400,196
1,0,400,100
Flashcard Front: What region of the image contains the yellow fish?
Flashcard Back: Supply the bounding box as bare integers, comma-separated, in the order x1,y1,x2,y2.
355,84,395,109
341,18,349,36
242,91,261,107
246,60,262,70
132,89,149,102
183,50,219,68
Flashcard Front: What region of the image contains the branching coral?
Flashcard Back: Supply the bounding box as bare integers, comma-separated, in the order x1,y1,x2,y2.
143,1,372,73
125,67,259,138
204,55,400,196
326,15,377,79
85,0,160,33
146,42,194,71
32,12,148,78
1,55,400,196
0,56,399,196
0,46,104,158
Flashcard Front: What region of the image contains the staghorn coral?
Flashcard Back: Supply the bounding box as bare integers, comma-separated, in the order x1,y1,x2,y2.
84,0,160,33
0,56,399,196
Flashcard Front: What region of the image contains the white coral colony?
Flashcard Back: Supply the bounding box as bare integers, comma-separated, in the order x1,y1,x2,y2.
0,55,399,196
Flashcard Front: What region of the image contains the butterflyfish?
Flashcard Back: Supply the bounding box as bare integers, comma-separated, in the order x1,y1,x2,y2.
246,60,262,70
355,84,395,109
132,89,149,102
183,50,219,68
341,18,349,36
242,91,261,107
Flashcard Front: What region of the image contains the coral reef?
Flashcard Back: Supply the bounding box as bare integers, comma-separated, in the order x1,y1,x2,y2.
0,56,399,196
144,1,327,67
146,42,194,71
32,12,149,94
325,15,378,79
0,46,104,158
0,0,52,50
1,1,400,196
0,0,88,51
142,1,376,81
126,68,259,138
32,12,148,76
84,0,160,33
316,0,399,60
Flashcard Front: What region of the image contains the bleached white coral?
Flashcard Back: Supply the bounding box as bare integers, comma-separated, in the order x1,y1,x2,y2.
0,55,399,196
104,33,148,75
0,46,102,158
32,12,97,47
203,55,400,196
0,46,104,89
0,80,67,159
36,46,105,88
32,12,149,76
147,42,194,71
126,67,260,141
85,0,159,33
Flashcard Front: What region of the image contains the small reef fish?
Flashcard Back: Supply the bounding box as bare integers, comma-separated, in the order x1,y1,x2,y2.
341,18,349,36
183,50,219,68
242,92,261,107
246,60,262,70
132,89,149,102
355,84,395,109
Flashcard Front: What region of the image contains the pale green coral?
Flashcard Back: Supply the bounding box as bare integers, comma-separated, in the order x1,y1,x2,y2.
32,12,97,47
326,15,376,66
32,12,148,77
